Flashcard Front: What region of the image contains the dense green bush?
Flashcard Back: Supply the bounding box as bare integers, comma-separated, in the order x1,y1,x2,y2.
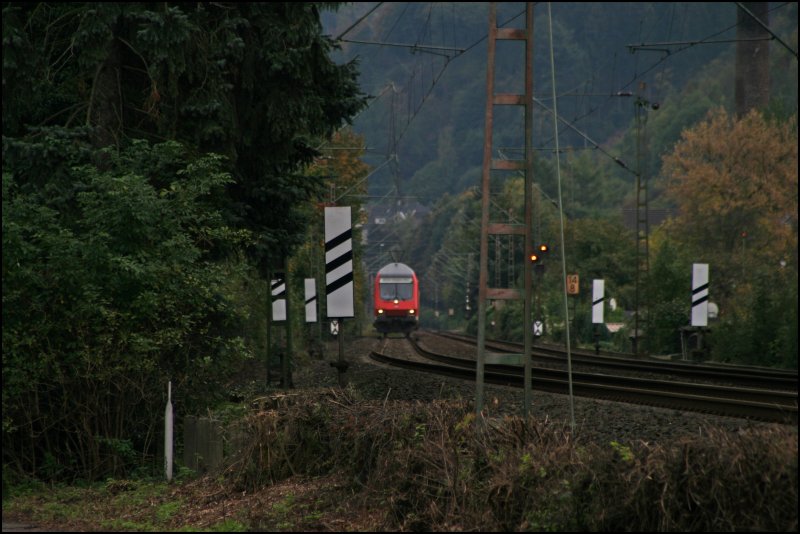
3,139,252,481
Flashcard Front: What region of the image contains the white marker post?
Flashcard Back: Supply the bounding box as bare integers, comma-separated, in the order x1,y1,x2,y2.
304,278,317,323
271,273,287,322
592,279,605,324
691,264,709,327
690,263,710,360
164,381,173,481
592,279,605,354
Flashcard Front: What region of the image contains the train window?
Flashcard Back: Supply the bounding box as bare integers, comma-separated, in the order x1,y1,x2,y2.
379,278,414,301
396,283,413,300
379,284,396,300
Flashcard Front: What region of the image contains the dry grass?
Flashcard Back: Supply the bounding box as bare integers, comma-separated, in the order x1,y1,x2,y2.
219,388,798,531
5,388,795,531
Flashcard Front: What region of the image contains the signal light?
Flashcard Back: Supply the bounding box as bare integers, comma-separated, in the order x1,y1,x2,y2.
530,244,549,264
531,244,549,274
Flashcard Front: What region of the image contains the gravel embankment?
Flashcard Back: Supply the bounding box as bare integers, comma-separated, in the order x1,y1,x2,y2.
290,335,791,447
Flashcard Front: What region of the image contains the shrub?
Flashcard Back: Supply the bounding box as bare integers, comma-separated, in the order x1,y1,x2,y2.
221,391,798,531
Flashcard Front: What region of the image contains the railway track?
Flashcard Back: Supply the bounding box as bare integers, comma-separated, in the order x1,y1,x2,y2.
369,335,797,425
432,330,799,391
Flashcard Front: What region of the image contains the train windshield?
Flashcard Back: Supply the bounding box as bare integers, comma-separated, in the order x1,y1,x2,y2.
380,276,413,300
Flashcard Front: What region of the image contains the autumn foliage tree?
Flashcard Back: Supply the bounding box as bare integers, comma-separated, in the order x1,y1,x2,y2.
662,108,797,366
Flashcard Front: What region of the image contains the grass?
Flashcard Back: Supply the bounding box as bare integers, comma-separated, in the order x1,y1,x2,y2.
3,470,378,532
3,478,239,532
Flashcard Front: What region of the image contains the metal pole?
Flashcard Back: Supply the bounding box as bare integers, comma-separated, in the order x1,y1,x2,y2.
476,3,497,415
164,381,173,481
266,268,273,387
283,257,293,388
338,319,346,387
522,3,534,418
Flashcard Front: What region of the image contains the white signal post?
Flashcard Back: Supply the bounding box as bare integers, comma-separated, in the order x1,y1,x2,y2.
271,273,286,322
164,381,173,481
324,207,354,387
592,279,605,324
592,279,605,355
324,207,354,318
691,264,709,327
682,263,711,361
304,278,317,323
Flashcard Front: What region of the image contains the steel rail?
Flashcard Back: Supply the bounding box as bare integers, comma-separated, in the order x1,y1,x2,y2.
368,340,797,425
431,330,798,390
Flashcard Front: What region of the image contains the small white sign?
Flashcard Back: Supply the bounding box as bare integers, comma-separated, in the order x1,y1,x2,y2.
330,319,339,336
533,320,544,337
567,274,579,295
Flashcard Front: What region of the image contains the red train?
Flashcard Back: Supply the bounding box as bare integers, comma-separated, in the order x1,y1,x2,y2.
373,262,420,336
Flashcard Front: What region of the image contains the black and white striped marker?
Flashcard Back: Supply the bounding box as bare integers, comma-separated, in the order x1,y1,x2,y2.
304,278,317,323
691,263,709,327
324,207,354,318
592,279,605,324
271,272,286,322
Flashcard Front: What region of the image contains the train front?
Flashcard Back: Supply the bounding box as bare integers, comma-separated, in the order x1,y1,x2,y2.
373,262,419,336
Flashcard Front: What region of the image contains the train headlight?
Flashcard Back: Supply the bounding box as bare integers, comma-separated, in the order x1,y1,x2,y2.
393,299,399,304
409,309,415,314
378,309,384,314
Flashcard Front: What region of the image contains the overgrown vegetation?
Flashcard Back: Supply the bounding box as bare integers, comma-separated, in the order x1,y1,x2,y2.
223,391,797,531
2,2,365,483
5,392,797,531
2,140,254,481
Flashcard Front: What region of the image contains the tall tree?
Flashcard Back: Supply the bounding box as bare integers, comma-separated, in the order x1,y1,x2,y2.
2,2,366,480
662,108,797,366
3,2,366,272
662,108,797,303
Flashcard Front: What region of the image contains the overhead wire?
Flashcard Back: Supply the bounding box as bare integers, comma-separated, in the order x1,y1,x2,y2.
335,2,792,173
335,2,384,41
541,2,794,163
735,2,797,58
